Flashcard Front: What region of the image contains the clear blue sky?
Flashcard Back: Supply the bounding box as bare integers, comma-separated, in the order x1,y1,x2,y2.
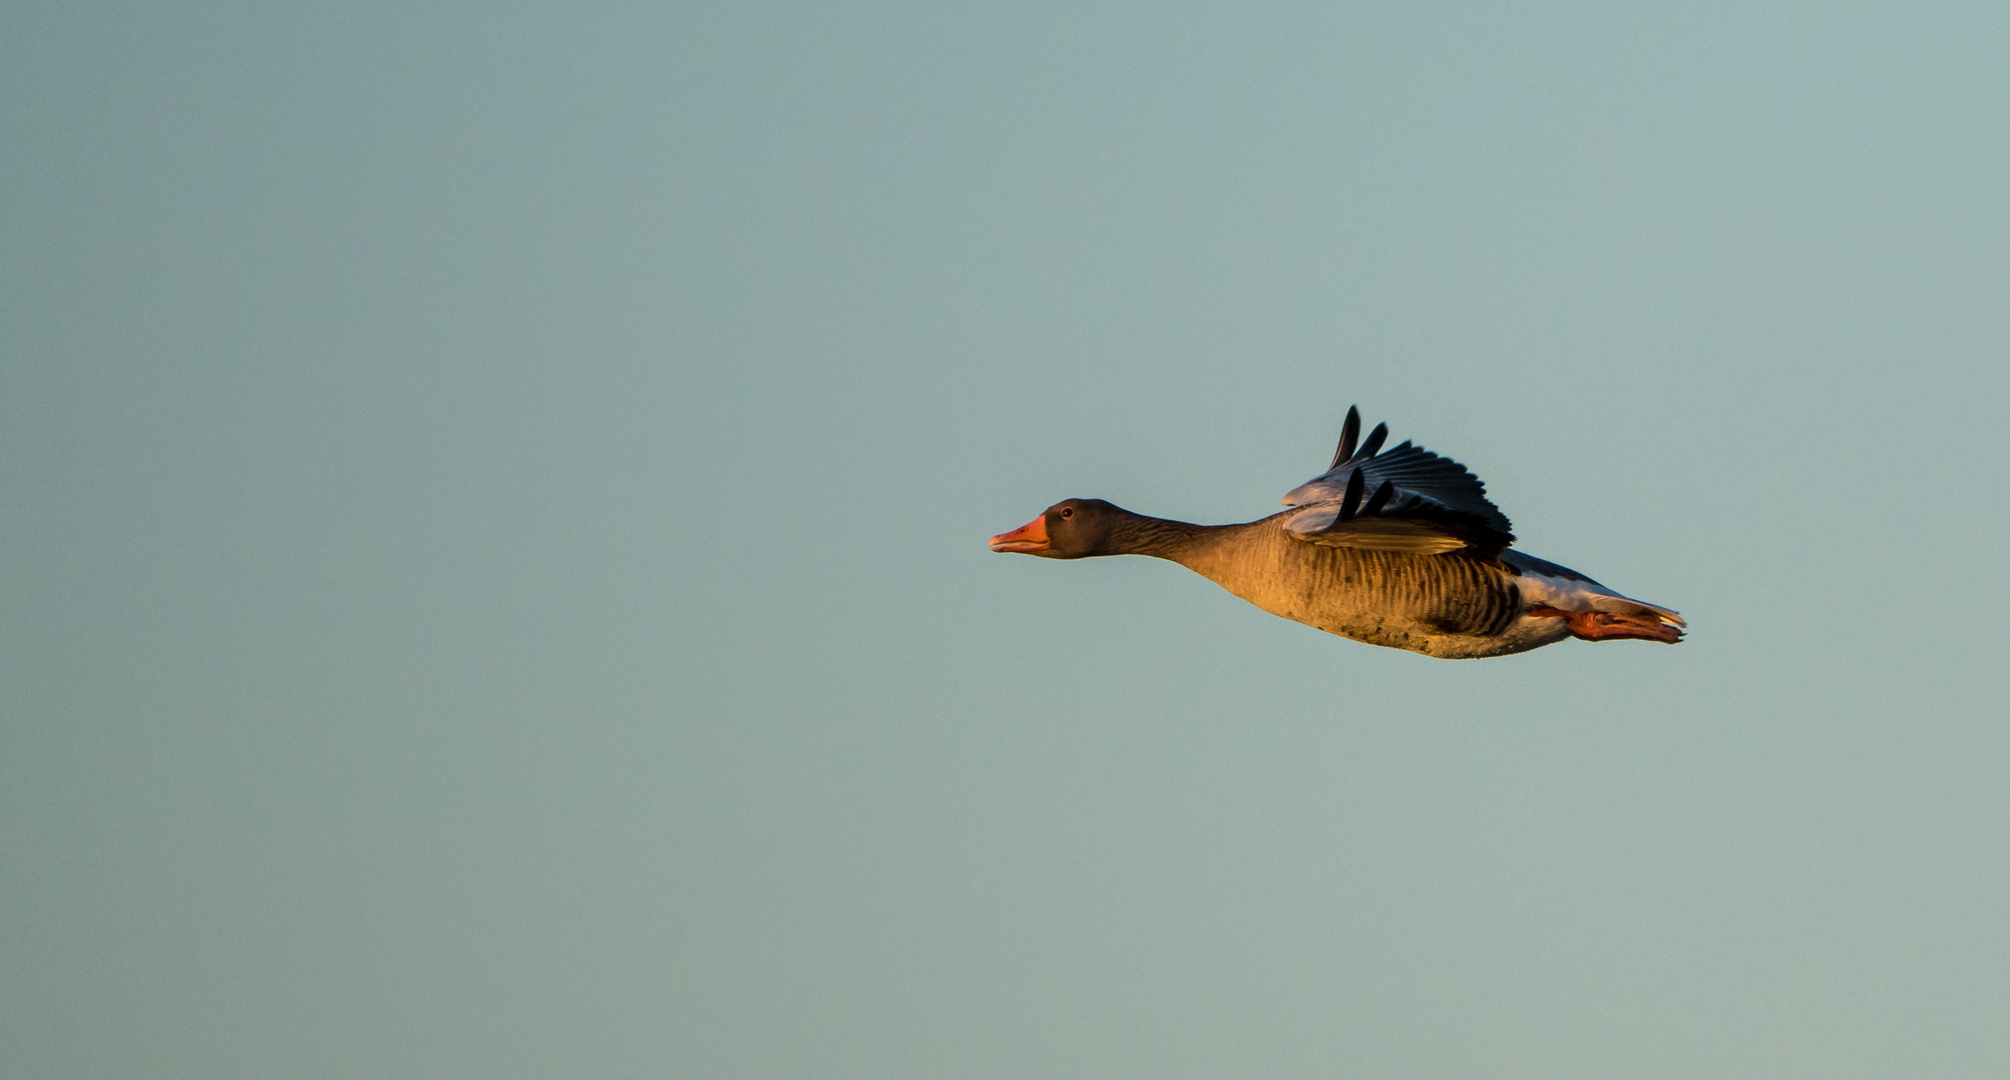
5,2,2008,1077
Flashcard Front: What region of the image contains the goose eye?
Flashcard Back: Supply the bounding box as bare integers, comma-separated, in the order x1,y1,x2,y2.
1059,507,1074,519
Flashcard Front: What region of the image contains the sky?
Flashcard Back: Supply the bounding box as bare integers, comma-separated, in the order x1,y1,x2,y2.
4,2,2009,1077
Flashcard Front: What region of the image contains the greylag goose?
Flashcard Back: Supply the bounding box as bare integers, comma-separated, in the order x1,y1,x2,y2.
989,406,1683,659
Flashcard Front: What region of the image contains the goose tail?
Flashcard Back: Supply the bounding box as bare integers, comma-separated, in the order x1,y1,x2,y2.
1503,550,1685,644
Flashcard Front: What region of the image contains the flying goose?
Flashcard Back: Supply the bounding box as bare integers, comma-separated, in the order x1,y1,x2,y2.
988,406,1683,659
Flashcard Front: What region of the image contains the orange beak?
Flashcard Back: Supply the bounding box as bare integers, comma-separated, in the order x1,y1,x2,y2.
988,514,1050,554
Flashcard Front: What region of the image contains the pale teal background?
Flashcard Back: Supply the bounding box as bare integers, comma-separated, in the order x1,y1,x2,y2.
5,2,2009,1077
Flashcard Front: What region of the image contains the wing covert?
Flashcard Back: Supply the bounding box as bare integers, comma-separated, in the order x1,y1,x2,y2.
1282,406,1515,555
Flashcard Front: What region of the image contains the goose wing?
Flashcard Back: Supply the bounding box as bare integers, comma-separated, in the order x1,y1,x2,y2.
1281,406,1515,556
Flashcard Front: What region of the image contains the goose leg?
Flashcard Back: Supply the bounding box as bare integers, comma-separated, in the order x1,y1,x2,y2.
1527,605,1683,644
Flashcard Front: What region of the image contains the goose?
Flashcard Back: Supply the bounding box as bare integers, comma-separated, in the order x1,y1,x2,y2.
988,406,1683,659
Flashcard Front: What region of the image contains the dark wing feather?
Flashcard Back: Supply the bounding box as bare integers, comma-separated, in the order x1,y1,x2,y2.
1283,408,1515,555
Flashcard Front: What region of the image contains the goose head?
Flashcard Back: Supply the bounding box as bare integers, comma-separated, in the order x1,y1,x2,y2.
988,499,1125,558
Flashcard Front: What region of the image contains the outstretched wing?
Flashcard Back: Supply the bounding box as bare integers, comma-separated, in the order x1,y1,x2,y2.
1281,406,1515,556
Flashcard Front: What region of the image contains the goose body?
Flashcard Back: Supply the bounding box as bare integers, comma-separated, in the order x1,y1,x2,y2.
989,407,1682,659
